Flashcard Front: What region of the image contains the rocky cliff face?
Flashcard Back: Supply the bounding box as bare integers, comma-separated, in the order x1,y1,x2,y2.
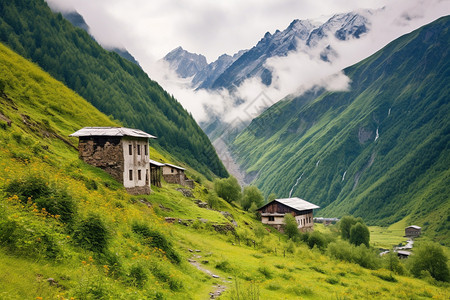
163,46,208,78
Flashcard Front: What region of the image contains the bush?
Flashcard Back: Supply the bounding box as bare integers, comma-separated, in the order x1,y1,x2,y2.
284,214,299,240
383,251,406,275
214,176,241,203
128,264,148,288
307,231,327,250
5,175,77,224
0,218,60,259
349,222,370,247
215,260,233,272
327,240,380,269
339,215,364,240
409,242,449,282
241,186,264,211
73,213,109,253
258,265,273,279
206,192,220,210
131,222,180,264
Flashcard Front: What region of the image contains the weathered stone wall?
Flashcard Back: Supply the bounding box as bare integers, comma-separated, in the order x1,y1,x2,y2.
163,173,185,185
126,185,151,195
78,136,124,183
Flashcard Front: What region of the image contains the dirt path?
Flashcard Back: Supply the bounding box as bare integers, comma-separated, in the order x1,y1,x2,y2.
188,256,229,299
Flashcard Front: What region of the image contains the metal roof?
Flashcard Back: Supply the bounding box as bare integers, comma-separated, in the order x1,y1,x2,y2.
257,197,319,212
164,163,185,170
406,225,421,230
149,159,165,167
69,127,156,139
276,197,320,211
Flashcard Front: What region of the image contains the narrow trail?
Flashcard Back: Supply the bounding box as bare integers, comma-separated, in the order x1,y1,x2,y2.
188,253,230,299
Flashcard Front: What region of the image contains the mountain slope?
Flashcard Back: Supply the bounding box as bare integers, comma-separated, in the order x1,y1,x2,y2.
0,0,227,179
231,16,450,243
1,41,448,299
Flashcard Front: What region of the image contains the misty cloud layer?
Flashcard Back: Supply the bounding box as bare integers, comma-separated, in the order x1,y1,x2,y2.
46,0,450,126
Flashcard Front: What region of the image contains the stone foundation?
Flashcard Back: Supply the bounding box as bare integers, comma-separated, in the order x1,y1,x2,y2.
126,185,151,195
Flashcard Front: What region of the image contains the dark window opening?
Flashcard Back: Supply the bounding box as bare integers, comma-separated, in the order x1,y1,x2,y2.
129,144,132,155
137,145,141,155
129,169,133,180
138,170,142,180
171,168,174,173
145,145,148,156
268,216,275,221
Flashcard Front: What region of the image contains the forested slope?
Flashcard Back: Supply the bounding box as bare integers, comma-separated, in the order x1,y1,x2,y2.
231,16,450,243
0,0,227,179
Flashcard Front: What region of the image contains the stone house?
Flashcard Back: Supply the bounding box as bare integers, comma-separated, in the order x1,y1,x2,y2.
405,225,421,237
70,127,156,195
257,197,320,232
162,163,194,188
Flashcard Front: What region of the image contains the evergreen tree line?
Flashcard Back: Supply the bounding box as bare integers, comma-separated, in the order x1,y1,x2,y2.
0,0,228,179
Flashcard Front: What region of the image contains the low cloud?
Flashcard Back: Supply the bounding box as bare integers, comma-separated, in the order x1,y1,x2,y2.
153,0,449,128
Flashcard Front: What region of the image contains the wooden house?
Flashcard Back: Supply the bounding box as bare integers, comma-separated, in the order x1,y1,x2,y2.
405,225,421,238
162,163,194,188
149,159,164,187
257,197,320,232
70,127,156,195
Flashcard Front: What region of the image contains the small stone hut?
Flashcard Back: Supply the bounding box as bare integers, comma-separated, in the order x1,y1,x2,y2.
150,159,164,187
70,127,156,195
257,197,320,232
405,225,421,237
162,163,194,188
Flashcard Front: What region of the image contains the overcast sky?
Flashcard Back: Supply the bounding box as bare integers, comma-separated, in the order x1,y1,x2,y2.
46,0,450,123
46,0,402,62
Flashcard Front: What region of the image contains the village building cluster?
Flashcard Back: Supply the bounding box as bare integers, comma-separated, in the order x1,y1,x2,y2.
70,127,192,195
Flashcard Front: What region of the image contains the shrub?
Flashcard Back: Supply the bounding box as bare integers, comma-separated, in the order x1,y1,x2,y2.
5,175,77,224
206,191,220,210
241,186,264,211
372,270,397,282
383,251,406,275
128,264,148,288
327,240,381,269
284,214,299,240
307,231,327,250
213,176,241,203
73,213,109,253
215,260,233,272
349,222,370,247
339,215,364,240
0,218,60,259
131,222,180,264
258,265,273,279
409,242,449,282
150,264,183,291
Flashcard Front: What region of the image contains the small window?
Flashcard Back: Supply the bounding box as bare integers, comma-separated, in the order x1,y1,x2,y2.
268,216,275,222
171,168,174,173
309,217,312,223
129,169,133,180
146,169,148,181
138,170,142,180
145,145,148,156
137,145,141,155
129,144,132,155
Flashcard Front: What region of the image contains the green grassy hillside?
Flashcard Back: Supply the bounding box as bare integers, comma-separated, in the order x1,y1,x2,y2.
231,16,450,244
0,0,227,179
1,42,449,299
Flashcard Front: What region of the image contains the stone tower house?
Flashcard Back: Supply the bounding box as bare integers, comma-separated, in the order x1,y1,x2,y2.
70,127,156,195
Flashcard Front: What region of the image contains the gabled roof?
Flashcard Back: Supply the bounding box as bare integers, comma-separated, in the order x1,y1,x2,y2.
69,127,156,139
257,197,319,212
164,163,185,171
149,159,165,167
406,225,421,230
